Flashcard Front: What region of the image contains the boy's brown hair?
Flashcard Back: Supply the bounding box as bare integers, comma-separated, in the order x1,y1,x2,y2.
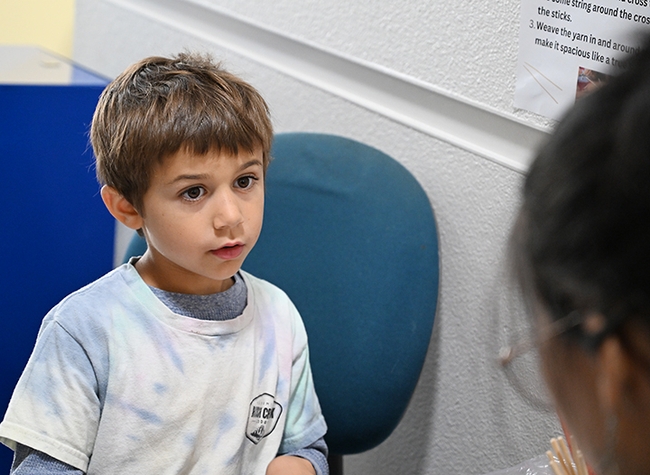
91,52,273,212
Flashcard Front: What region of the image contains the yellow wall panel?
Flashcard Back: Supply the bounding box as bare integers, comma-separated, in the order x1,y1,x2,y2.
0,0,76,58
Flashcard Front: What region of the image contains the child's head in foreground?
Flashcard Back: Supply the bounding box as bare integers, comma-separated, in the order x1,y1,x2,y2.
91,53,273,294
511,33,650,474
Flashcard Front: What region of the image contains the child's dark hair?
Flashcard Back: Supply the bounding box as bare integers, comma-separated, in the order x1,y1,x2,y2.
512,33,650,345
91,52,273,212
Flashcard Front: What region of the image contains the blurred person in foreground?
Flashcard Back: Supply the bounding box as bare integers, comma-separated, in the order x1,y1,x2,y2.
510,33,650,475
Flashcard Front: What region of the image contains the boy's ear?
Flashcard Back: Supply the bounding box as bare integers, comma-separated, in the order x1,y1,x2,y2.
100,185,144,231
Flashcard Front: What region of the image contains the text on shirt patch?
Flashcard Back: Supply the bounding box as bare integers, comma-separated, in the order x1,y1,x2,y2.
246,393,283,444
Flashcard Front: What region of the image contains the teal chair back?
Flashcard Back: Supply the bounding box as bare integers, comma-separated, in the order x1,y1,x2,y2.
123,133,439,473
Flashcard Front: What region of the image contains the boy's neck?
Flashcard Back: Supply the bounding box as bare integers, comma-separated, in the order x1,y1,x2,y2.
148,272,247,321
134,253,236,294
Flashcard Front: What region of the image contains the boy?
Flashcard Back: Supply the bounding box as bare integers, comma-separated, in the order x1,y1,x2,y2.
0,53,328,475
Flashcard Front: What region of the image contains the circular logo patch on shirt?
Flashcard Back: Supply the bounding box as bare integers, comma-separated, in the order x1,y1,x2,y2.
246,393,283,444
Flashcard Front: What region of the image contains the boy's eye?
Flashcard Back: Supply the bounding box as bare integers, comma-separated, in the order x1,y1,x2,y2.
235,175,257,189
181,186,206,201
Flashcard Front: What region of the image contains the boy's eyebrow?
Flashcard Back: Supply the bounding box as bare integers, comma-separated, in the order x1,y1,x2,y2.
167,160,263,185
239,159,264,170
168,173,210,185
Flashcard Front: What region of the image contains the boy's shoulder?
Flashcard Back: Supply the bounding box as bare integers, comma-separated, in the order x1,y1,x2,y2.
44,263,142,327
57,263,136,304
240,270,291,304
239,270,303,323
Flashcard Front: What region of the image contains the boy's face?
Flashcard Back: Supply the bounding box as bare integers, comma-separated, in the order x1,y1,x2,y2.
134,147,264,294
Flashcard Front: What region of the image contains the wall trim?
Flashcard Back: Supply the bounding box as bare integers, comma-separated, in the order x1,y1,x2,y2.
107,0,549,172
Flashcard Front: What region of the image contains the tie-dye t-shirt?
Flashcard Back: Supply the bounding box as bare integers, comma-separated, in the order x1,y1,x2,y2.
0,263,327,474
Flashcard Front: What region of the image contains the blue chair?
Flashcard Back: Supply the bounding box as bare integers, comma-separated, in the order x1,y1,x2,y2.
123,132,439,474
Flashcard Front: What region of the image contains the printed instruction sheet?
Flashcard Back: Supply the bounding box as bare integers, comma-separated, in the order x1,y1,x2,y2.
515,0,650,119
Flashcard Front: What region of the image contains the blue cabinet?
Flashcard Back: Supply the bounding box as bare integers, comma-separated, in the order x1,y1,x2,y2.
0,47,113,470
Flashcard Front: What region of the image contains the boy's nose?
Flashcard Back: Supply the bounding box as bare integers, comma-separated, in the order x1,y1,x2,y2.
213,191,244,229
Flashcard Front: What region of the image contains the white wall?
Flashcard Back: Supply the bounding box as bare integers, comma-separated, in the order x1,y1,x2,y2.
73,1,562,473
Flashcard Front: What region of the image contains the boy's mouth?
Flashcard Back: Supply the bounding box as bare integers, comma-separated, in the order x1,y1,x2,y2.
211,243,244,260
